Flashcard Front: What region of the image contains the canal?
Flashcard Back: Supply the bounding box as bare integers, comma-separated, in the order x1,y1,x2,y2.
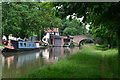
0,47,80,78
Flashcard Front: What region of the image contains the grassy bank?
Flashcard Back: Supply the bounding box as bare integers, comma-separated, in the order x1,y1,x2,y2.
21,44,118,78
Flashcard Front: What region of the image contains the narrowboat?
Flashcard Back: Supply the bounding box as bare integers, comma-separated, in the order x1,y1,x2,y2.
2,40,40,53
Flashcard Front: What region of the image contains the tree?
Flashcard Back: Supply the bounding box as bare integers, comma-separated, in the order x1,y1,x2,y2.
2,2,62,40
63,27,77,36
59,18,87,36
89,24,117,48
2,2,41,38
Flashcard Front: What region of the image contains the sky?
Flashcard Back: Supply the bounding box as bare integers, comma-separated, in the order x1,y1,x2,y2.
86,24,90,30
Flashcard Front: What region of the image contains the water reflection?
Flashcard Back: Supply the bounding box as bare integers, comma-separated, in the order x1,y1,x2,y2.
6,56,14,69
1,47,80,78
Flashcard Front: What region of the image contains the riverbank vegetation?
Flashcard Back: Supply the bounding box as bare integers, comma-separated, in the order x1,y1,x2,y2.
20,44,118,78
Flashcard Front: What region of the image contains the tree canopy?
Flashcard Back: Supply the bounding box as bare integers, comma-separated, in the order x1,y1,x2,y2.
2,2,62,39
59,18,87,36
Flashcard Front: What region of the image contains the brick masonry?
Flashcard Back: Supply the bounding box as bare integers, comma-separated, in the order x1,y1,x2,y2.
71,35,94,44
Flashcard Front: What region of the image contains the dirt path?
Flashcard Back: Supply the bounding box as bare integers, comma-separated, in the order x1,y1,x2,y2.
100,52,105,78
107,56,118,78
100,51,117,78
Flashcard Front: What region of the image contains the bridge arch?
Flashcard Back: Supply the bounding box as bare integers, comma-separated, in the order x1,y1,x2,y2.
79,39,94,45
71,35,95,45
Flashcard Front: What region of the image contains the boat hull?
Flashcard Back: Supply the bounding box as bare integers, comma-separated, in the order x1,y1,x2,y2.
2,47,40,53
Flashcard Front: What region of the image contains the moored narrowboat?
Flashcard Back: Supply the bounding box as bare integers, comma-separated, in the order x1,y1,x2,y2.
2,40,40,53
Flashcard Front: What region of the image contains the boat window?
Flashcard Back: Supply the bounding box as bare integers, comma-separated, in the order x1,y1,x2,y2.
20,43,22,46
33,44,34,47
24,43,26,47
29,44,31,46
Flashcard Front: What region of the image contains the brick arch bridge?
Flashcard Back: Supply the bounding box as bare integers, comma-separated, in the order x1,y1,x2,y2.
70,35,95,45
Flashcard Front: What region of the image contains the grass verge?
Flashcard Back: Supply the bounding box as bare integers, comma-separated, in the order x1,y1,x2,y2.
20,44,118,78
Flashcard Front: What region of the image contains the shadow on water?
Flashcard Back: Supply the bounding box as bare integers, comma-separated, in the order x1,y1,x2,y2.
1,47,80,78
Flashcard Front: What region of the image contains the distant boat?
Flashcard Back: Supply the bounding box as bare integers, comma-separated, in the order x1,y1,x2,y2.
2,40,41,53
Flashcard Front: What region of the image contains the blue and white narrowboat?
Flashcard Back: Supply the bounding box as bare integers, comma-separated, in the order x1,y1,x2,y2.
2,40,40,53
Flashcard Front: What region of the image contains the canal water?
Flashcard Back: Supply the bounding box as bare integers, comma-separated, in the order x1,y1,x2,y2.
0,47,80,78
